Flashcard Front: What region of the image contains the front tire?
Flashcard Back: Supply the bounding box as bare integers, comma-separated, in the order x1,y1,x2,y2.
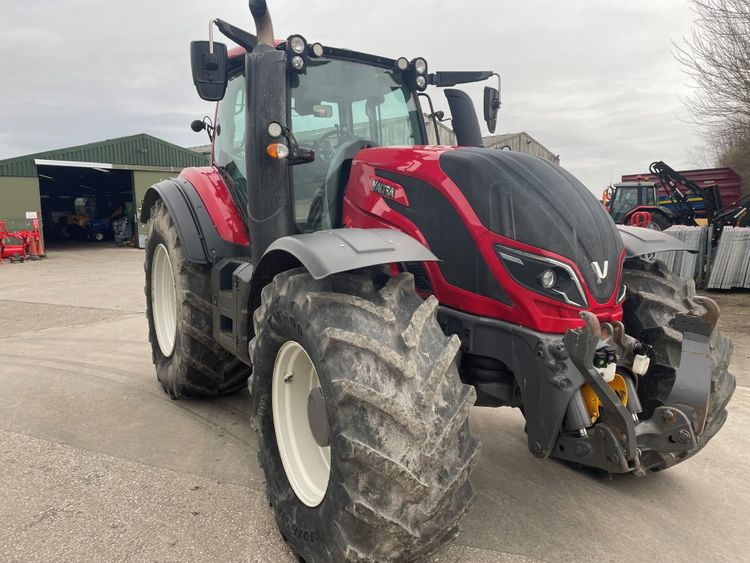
144,199,250,397
250,269,479,562
623,258,735,471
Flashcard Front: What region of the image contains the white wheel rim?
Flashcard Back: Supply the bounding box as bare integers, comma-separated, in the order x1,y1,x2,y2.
272,341,331,507
151,243,177,357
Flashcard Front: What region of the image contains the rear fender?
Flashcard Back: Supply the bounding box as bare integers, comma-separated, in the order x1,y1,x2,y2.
140,177,249,264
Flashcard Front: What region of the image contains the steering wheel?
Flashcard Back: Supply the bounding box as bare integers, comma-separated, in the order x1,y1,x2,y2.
315,129,356,162
306,138,375,230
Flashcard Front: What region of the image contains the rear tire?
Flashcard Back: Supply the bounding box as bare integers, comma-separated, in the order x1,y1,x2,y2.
62,224,83,240
250,269,479,562
623,258,735,472
144,199,250,398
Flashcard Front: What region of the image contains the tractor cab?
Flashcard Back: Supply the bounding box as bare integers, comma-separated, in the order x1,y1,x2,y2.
190,19,501,259
211,48,430,234
608,181,657,223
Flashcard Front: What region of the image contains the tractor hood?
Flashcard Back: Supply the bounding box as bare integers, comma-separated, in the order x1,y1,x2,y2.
439,148,623,304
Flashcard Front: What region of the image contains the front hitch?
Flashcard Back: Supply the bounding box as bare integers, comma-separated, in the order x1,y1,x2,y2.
556,303,717,474
558,312,637,472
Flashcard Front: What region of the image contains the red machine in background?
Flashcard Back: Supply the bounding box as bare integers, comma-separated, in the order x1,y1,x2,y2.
607,163,746,236
0,219,46,263
621,166,742,210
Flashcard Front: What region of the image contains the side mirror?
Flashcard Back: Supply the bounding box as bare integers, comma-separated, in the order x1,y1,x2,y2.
190,41,228,101
483,86,500,134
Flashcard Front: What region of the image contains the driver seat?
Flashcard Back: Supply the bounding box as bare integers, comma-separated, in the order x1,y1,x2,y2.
321,139,374,229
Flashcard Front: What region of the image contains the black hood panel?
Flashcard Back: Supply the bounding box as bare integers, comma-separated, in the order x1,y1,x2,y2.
440,148,622,303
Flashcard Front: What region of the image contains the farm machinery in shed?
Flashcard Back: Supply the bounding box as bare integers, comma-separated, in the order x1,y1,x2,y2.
141,2,736,560
0,219,45,262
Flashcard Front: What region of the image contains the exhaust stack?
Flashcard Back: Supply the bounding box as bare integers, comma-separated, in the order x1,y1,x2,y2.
249,0,274,46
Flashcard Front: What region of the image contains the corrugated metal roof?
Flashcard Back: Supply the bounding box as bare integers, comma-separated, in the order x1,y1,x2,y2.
0,134,209,177
483,131,560,165
189,144,212,155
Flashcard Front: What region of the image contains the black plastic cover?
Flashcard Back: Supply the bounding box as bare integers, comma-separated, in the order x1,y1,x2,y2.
430,71,494,87
215,19,257,51
444,89,483,147
190,41,228,101
245,45,293,263
380,170,511,305
440,149,623,303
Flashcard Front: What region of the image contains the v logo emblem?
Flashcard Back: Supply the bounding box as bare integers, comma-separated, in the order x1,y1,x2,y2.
591,260,609,284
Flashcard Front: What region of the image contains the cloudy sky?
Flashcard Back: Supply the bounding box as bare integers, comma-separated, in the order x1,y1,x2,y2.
0,0,704,192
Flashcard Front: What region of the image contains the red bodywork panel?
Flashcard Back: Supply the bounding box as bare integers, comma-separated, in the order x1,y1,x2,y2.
341,146,624,334
180,167,249,247
183,139,623,334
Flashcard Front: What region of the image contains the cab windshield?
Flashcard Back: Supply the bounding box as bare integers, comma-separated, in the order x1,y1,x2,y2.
290,57,425,231
610,186,656,223
213,55,425,233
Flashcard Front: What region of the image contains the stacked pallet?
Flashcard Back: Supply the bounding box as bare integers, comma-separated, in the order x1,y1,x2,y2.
707,227,750,289
657,226,705,281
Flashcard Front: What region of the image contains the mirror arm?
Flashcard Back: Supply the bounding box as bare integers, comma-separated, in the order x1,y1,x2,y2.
492,72,502,111
208,19,216,53
418,92,441,145
206,19,219,68
283,127,315,165
204,116,215,142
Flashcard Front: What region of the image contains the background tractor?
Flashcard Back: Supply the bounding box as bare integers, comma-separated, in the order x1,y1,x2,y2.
141,2,736,560
606,160,750,243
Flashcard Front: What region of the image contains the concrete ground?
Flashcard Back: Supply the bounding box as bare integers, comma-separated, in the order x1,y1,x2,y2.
1,244,748,562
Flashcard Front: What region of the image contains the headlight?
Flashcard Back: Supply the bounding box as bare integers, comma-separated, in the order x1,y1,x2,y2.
291,55,305,71
267,121,283,139
288,35,307,55
540,269,556,289
415,75,427,90
412,57,428,75
495,244,588,308
396,57,409,71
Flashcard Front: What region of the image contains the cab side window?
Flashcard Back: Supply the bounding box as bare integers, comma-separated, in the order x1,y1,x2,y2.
215,75,246,170
214,74,248,209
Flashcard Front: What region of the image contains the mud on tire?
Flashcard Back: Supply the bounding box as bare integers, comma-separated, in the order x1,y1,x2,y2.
144,199,250,397
250,268,480,562
623,258,736,471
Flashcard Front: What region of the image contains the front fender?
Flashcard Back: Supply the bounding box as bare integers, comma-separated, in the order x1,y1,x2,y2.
260,228,438,279
247,228,439,332
617,225,695,259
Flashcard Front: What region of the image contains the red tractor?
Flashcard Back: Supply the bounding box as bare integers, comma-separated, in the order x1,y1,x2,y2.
142,2,735,560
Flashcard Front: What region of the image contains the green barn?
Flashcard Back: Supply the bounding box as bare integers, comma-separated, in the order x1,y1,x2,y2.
0,134,207,247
